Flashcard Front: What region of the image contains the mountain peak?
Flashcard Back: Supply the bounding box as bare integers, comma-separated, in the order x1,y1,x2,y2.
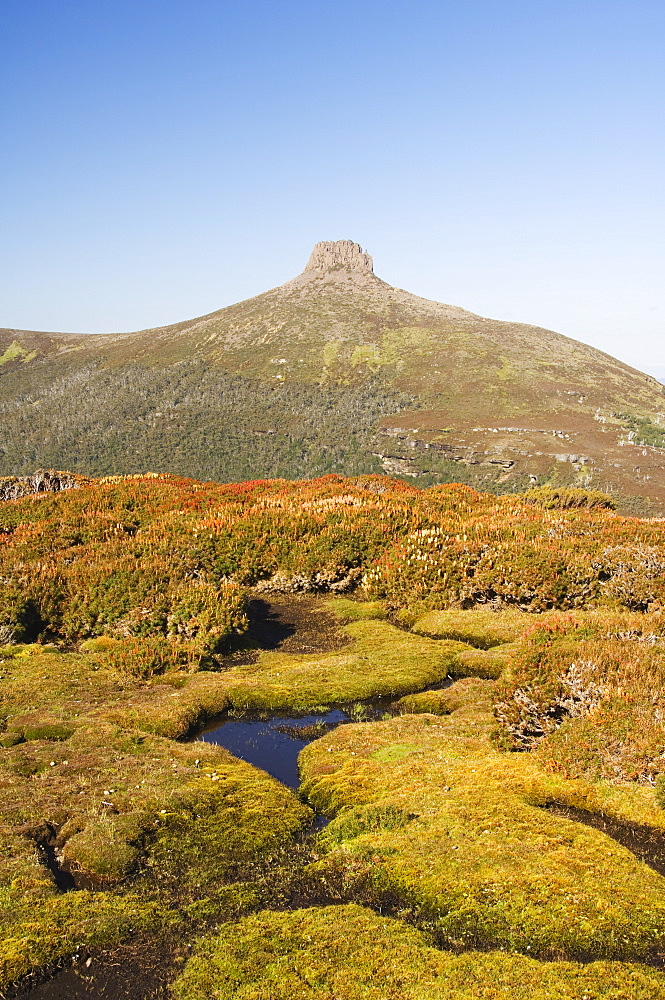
305,240,374,275
2,242,665,511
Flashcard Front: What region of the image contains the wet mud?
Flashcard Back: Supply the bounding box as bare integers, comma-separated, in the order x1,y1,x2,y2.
37,838,76,893
4,935,181,1000
220,594,352,666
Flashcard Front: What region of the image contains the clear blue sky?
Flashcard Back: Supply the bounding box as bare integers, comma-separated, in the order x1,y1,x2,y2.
2,0,664,375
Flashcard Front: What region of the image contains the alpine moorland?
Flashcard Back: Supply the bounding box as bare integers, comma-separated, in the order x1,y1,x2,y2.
3,472,665,997
1,241,664,512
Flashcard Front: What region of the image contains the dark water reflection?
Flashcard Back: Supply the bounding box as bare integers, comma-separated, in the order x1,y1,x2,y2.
197,702,394,789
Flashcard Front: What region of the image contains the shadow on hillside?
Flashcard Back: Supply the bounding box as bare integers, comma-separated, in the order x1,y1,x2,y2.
221,595,352,667
244,598,297,650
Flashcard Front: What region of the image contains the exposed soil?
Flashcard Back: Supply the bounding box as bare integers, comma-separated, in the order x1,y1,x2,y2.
36,839,76,893
245,595,352,654
219,594,352,666
2,934,182,1000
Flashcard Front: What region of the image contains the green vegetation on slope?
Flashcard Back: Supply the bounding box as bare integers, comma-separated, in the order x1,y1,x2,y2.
0,340,36,366
3,247,665,508
0,363,414,480
616,412,665,449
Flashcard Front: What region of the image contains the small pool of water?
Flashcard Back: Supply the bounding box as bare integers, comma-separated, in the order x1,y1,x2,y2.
197,702,393,789
196,597,457,791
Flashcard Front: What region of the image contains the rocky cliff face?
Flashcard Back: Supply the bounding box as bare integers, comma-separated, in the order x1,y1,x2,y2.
0,470,88,503
305,240,374,274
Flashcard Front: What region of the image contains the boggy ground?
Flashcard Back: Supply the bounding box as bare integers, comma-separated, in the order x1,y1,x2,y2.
0,594,474,996
4,474,665,999
0,596,348,996
5,599,665,995
299,700,665,963
172,602,665,999
172,905,665,1000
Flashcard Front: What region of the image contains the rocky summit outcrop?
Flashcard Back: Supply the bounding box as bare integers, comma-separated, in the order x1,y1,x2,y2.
305,240,374,274
1,241,664,511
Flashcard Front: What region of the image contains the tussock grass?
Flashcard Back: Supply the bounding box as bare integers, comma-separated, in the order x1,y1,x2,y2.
521,486,616,510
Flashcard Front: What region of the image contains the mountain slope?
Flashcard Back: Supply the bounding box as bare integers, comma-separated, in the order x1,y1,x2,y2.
1,240,664,509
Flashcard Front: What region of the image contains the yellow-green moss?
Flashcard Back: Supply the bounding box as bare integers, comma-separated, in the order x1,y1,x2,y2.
412,609,539,647
0,820,168,985
1,723,309,888
299,708,665,961
0,891,168,987
396,677,495,715
452,642,520,678
171,904,665,999
325,597,388,621
0,709,310,989
218,621,471,711
22,722,74,741
0,341,30,367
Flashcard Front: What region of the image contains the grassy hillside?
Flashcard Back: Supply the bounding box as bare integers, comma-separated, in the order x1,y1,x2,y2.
2,242,664,510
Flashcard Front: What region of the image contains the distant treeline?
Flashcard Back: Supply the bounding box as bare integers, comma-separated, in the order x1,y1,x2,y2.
0,360,414,481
